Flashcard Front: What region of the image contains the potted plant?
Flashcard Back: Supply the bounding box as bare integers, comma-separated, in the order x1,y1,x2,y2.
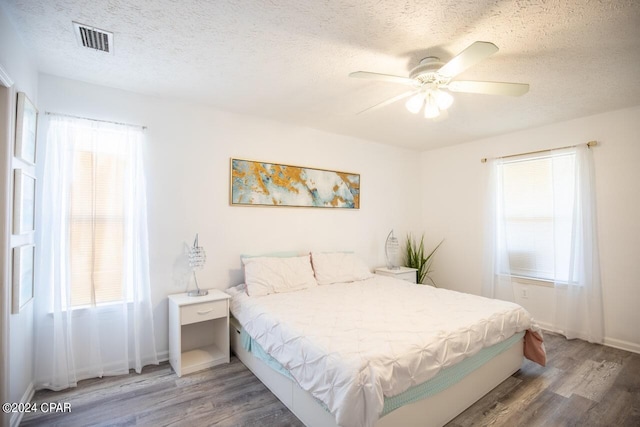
405,234,443,285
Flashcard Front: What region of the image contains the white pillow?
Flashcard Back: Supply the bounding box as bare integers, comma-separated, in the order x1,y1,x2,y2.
242,255,317,296
311,252,373,285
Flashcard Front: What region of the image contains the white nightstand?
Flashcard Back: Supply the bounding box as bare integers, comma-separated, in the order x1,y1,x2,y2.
375,266,418,284
168,289,230,377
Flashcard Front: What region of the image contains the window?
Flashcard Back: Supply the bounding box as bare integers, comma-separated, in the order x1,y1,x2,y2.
40,118,143,309
69,140,126,307
485,144,604,342
498,151,575,282
38,115,158,387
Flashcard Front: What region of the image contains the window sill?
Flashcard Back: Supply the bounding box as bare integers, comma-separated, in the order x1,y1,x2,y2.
509,275,555,288
48,300,134,317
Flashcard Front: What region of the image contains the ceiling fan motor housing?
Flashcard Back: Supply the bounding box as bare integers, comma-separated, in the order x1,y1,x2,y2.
409,57,447,85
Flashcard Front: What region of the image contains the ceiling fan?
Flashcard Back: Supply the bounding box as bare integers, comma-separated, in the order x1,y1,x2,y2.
349,41,529,119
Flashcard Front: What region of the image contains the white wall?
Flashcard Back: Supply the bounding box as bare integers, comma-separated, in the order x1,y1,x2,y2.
37,74,422,356
30,70,640,394
420,106,640,353
0,4,39,423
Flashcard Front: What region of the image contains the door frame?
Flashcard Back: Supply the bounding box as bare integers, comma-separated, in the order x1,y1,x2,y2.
0,63,14,427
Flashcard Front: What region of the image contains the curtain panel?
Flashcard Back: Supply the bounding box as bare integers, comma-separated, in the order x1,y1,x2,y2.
483,144,604,343
34,115,158,390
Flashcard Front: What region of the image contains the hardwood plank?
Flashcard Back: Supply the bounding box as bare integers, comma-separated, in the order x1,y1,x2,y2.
445,376,522,426
579,382,639,426
456,364,564,426
552,359,622,402
547,394,597,426
502,389,567,427
448,331,639,427
22,333,640,427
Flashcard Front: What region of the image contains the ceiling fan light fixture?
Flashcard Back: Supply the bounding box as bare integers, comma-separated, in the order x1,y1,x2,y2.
405,93,425,114
424,93,440,118
435,90,454,110
349,41,529,119
424,105,440,119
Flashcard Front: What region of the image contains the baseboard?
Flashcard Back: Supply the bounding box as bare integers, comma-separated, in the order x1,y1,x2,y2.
156,350,169,363
604,337,640,355
538,323,640,355
9,382,34,427
36,352,171,389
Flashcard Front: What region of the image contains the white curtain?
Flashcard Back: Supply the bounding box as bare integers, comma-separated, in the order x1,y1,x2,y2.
482,158,515,302
554,145,604,342
35,115,158,390
483,144,604,343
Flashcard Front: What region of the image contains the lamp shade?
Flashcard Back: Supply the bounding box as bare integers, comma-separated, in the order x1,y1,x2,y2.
405,93,425,114
188,234,206,269
385,229,401,269
424,93,440,118
187,233,208,296
435,90,454,110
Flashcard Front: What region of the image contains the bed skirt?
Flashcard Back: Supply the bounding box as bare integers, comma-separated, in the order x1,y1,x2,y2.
230,316,525,426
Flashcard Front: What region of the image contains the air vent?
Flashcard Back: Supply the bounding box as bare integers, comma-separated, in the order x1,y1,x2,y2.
73,22,113,53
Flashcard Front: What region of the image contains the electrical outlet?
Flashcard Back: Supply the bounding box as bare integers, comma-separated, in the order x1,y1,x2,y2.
521,287,529,299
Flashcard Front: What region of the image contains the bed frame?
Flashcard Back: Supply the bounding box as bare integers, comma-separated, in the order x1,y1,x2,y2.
230,317,524,427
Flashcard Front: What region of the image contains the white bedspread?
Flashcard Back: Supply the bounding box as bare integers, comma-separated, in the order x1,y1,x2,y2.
228,276,537,427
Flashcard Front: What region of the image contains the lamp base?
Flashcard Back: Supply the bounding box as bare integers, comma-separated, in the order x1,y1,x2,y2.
187,289,209,297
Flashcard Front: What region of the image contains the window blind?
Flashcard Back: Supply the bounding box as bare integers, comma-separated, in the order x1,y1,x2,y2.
499,152,575,281
69,147,125,307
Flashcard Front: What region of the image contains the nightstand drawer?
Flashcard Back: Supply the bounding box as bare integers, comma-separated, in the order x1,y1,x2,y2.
374,267,418,284
390,271,417,282
181,300,227,325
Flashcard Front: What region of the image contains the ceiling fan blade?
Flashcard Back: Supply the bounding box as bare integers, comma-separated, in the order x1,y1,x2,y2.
357,91,415,114
448,80,529,96
349,71,416,86
437,41,499,79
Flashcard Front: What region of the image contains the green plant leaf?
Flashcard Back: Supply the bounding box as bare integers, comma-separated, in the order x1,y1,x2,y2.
404,234,443,285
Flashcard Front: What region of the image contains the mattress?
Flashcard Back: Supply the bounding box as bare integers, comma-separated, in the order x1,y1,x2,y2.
235,320,525,417
227,275,540,427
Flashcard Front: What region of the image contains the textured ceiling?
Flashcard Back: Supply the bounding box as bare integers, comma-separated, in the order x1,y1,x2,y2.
2,0,640,150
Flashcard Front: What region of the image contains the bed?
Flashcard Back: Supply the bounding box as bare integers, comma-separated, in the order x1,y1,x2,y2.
226,252,545,427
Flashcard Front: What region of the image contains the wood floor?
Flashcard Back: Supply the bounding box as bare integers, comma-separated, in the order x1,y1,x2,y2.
21,332,640,427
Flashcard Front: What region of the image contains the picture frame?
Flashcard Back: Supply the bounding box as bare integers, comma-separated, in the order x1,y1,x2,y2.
230,158,360,209
13,169,36,234
15,91,38,165
12,244,35,313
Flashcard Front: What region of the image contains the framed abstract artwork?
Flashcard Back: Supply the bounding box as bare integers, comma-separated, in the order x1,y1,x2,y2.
15,92,38,165
12,244,35,313
230,158,360,209
13,169,36,234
